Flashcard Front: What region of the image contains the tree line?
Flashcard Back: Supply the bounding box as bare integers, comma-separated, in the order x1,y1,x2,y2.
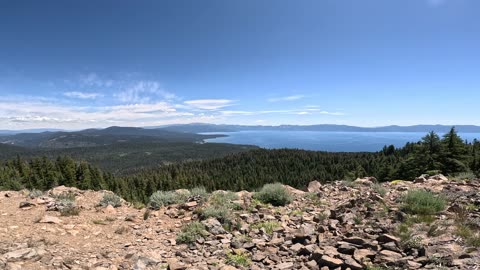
1,128,479,203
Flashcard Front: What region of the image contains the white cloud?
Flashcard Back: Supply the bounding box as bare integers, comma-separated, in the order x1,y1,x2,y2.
64,91,103,99
319,111,345,116
267,95,304,102
116,81,176,103
80,73,114,87
184,99,235,110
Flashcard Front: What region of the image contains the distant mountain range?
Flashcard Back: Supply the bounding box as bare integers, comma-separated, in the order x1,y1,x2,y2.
158,123,480,133
1,124,479,149
0,126,220,149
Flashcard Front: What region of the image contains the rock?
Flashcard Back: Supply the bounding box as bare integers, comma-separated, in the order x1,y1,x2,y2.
220,266,239,270
276,262,294,269
414,176,426,183
317,255,343,268
407,260,423,269
166,258,187,270
19,201,36,208
343,237,370,247
343,255,363,270
376,250,403,263
308,181,322,193
290,243,305,253
201,218,226,235
430,174,448,181
104,205,116,215
353,177,377,186
134,256,159,270
39,215,63,224
376,234,400,245
306,260,318,269
353,249,375,264
181,201,198,210
3,248,44,262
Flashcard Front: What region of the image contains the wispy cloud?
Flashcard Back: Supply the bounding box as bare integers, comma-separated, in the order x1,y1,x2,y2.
79,73,114,87
184,99,235,110
64,91,103,99
267,95,304,102
116,81,176,103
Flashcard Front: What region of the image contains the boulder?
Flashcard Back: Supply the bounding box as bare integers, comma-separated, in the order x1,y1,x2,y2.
39,215,63,224
308,181,322,193
201,218,226,235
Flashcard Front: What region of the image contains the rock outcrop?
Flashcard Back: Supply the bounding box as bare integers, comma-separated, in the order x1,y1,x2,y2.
1,177,479,269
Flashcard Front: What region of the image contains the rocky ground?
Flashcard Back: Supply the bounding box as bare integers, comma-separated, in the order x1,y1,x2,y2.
1,175,479,270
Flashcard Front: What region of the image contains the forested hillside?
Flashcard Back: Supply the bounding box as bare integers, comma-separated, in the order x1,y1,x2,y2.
1,128,479,203
0,142,256,175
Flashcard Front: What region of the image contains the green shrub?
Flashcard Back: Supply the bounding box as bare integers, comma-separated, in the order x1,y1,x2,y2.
199,206,231,225
373,183,387,197
226,251,251,267
189,186,209,202
149,190,187,209
176,221,207,244
456,225,480,247
99,193,122,208
28,189,44,198
60,203,81,216
253,183,293,206
251,221,281,234
210,191,240,209
52,191,76,202
401,189,446,215
453,172,476,182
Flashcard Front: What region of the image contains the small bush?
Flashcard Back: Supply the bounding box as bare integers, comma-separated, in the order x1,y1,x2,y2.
99,193,122,208
456,225,480,247
373,183,387,197
28,189,44,198
176,221,206,244
226,251,251,267
210,191,238,207
453,172,476,182
53,191,76,202
251,221,281,234
149,190,188,209
133,201,145,209
59,200,80,216
253,183,293,206
199,206,231,225
189,186,209,202
401,189,446,215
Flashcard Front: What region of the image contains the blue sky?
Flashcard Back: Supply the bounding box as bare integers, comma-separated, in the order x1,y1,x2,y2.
0,0,479,129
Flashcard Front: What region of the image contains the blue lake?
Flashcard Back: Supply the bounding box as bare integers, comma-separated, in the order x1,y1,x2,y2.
203,131,480,152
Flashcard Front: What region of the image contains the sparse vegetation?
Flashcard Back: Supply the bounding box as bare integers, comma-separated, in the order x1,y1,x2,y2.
210,191,238,206
372,183,387,197
456,225,480,247
28,189,44,198
59,202,81,216
401,189,446,215
199,206,231,225
253,183,293,206
99,193,122,208
251,221,281,234
452,172,476,182
149,190,187,209
226,251,251,267
176,221,206,244
189,186,209,202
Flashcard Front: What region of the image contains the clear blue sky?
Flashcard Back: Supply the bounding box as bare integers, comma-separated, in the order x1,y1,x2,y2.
0,0,479,129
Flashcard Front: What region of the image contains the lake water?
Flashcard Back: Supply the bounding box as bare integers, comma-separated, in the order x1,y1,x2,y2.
203,131,480,152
